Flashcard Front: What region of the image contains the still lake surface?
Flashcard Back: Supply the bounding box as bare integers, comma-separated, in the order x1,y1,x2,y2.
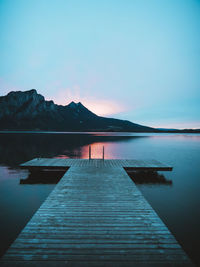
0,132,199,265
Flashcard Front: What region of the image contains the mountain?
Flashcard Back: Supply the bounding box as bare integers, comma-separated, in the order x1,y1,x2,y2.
0,89,158,132
157,128,200,133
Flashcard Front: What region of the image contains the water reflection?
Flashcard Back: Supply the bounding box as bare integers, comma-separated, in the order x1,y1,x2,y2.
71,143,112,159
127,171,172,186
0,133,141,166
20,170,67,184
20,169,172,186
0,132,199,265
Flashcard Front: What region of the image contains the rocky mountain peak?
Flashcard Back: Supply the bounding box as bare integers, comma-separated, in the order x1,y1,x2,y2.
68,101,78,109
0,89,157,132
4,89,44,103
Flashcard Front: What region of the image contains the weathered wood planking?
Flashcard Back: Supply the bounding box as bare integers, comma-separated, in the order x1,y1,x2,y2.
1,165,192,266
20,158,173,171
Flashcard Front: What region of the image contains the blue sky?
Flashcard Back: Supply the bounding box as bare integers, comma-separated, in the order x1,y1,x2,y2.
0,0,200,128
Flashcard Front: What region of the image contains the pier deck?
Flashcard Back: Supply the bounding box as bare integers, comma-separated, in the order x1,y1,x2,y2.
1,159,192,266
20,158,173,171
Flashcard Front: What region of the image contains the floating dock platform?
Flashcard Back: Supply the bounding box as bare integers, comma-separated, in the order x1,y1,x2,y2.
1,158,193,266
20,158,173,171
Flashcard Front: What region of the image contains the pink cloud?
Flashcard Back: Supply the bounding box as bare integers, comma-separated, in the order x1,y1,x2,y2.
47,86,127,116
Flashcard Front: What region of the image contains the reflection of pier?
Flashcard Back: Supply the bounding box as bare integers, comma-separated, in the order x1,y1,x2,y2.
1,158,192,266
127,171,172,186
20,170,67,184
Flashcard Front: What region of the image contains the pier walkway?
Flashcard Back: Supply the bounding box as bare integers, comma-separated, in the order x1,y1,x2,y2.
1,159,192,266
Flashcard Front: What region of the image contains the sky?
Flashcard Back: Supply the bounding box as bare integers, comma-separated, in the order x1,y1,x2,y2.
0,0,200,129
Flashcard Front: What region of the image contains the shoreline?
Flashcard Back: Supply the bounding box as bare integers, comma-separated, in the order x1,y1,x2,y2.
0,130,200,134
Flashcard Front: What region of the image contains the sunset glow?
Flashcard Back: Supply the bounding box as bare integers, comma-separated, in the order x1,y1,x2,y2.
54,142,117,159
49,87,126,116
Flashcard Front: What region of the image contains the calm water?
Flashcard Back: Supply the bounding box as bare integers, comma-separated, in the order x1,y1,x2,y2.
0,132,199,265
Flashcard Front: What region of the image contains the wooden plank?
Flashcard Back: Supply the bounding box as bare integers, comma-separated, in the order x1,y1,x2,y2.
20,158,173,171
1,164,192,266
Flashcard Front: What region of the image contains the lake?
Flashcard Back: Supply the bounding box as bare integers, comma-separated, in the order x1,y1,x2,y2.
0,132,199,265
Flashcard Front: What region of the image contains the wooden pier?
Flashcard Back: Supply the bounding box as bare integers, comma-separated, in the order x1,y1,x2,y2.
1,158,193,266
20,158,173,171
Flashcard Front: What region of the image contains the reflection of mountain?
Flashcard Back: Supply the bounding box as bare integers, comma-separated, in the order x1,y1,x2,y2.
0,133,140,167
127,171,172,186
0,89,157,132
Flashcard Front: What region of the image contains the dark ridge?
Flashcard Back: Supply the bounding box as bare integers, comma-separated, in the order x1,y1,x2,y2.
0,89,157,132
1,89,198,132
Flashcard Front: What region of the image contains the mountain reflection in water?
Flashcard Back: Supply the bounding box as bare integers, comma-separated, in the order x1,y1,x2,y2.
0,132,138,166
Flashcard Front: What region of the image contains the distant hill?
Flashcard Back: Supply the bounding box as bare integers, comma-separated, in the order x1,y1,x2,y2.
0,89,158,132
157,128,200,133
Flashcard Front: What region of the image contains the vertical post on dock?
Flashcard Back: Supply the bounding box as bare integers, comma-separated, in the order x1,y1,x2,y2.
102,146,104,161
89,146,91,160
